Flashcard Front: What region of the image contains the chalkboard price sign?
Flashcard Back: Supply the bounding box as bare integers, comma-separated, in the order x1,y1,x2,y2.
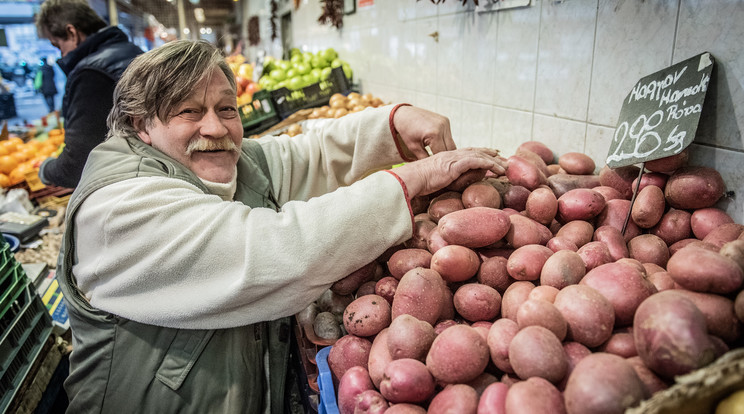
606,52,714,168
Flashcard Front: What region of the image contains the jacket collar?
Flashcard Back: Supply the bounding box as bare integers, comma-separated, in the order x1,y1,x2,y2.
56,26,130,75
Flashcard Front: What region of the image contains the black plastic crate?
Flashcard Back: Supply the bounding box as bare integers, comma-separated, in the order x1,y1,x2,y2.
1,263,28,325
269,66,351,120
240,89,281,136
0,282,53,413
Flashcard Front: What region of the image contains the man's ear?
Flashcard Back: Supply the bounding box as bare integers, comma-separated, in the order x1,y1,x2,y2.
133,117,152,144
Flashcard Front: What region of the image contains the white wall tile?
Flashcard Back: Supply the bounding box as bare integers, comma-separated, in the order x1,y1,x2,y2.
397,20,420,93
585,124,616,171
436,95,463,140
688,144,744,224
492,107,534,156
676,0,744,152
588,0,677,127
460,11,499,104
460,101,495,148
436,13,465,98
532,113,587,156
415,17,439,94
535,0,597,121
493,1,540,111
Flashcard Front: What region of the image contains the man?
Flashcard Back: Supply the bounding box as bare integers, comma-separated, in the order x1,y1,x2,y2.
57,40,505,413
35,0,142,188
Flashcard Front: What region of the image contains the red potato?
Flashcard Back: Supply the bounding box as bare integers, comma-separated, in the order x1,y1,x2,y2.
516,299,567,340
487,318,520,374
559,152,596,175
650,208,692,247
368,329,393,388
328,335,374,383
501,184,531,211
691,207,735,240
647,271,676,292
592,185,624,202
668,238,716,256
353,390,389,414
505,377,566,414
720,240,744,272
673,289,742,345
666,245,744,294
465,372,498,396
642,262,665,276
525,187,558,225
410,194,431,215
615,258,646,275
516,148,550,178
508,326,568,383
426,325,490,384
539,250,586,290
506,244,553,281
438,283,455,322
528,285,560,303
379,358,436,404
318,289,355,318
665,166,726,209
631,185,665,228
598,331,637,358
332,261,378,296
391,268,445,325
477,382,508,414
431,245,481,283
627,234,670,268
386,314,435,361
504,214,544,248
384,404,426,414
438,207,511,248
427,191,464,223
343,294,392,337
462,180,502,209
547,164,563,176
559,342,592,391
477,256,513,293
426,226,448,254
506,155,547,190
593,225,629,261
555,220,595,248
453,283,502,322
447,169,488,192
736,290,744,323
633,290,718,380
405,218,437,250
577,241,614,271
375,277,398,305
644,148,689,172
387,248,432,280
626,356,670,396
564,353,646,414
556,188,606,223
631,172,669,192
500,281,535,321
554,284,615,347
434,319,459,335
599,164,641,199
338,366,375,414
703,223,744,249
546,236,579,252
547,173,601,198
517,140,555,165
356,281,377,297
595,199,642,242
580,262,657,327
427,384,479,414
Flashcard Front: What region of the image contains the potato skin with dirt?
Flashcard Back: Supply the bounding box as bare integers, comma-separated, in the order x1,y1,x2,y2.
343,294,392,337
426,324,490,384
438,207,511,248
564,352,646,414
664,166,726,209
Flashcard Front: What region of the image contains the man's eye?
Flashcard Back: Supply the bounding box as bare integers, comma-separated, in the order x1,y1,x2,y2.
220,107,238,118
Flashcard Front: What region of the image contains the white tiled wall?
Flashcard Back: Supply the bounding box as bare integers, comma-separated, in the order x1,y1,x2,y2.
247,0,744,222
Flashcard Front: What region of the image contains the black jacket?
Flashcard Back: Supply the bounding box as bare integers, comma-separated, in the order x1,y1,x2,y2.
39,26,143,188
39,63,57,96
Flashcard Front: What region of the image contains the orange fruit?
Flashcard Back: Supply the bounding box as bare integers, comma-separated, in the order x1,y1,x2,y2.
0,140,18,154
8,168,27,185
48,128,64,137
0,155,18,175
0,173,9,188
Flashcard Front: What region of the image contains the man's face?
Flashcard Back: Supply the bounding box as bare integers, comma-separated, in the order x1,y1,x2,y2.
137,68,243,183
47,24,83,57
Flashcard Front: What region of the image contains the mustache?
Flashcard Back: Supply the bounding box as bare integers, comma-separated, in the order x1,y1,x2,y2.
185,137,239,155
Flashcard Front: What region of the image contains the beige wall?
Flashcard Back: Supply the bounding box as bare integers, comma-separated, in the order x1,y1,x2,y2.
248,0,744,222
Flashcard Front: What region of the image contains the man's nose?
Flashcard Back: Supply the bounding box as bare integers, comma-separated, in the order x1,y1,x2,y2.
199,110,228,137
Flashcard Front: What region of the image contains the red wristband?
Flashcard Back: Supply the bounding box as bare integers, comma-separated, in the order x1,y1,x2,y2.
383,169,415,237
389,103,415,162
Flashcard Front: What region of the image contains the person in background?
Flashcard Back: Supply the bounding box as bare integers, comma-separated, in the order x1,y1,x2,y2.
37,57,58,113
34,0,143,188
57,39,506,413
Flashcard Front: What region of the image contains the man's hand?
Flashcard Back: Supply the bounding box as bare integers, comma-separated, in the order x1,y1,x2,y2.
392,147,507,197
392,106,457,159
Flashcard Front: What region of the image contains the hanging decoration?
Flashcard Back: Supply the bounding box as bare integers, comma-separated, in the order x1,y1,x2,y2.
318,0,344,29
270,1,278,41
248,16,260,46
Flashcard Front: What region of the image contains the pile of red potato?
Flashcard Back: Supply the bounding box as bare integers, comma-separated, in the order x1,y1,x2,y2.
296,140,744,414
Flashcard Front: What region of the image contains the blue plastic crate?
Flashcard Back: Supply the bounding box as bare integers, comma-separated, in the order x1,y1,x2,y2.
315,346,339,414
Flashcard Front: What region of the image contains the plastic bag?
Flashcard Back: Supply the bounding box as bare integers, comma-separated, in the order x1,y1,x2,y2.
34,70,42,91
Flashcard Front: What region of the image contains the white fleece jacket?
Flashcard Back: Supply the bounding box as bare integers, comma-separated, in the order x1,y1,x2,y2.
73,104,414,329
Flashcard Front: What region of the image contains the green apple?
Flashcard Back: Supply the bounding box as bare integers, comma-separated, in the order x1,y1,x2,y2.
311,68,322,79
342,63,353,80
277,60,291,72
269,68,286,82
288,76,304,91
303,73,318,85
290,54,302,65
331,58,342,68
321,47,338,63
295,62,311,75
311,55,328,69
290,47,301,57
302,52,313,63
286,68,298,79
320,67,333,80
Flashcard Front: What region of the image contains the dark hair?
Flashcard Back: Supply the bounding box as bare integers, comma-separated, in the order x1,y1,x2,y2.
35,0,107,39
108,40,237,139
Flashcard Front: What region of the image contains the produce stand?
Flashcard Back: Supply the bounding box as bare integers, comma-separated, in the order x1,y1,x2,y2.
269,67,351,120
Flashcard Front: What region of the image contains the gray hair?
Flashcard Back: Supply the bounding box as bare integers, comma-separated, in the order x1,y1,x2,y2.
35,0,107,39
107,40,236,139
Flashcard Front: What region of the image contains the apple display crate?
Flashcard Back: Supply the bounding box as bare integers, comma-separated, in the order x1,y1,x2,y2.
269,67,351,120
240,89,281,136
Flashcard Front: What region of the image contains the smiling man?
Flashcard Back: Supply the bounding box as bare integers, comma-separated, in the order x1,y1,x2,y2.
35,0,142,188
57,40,505,413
